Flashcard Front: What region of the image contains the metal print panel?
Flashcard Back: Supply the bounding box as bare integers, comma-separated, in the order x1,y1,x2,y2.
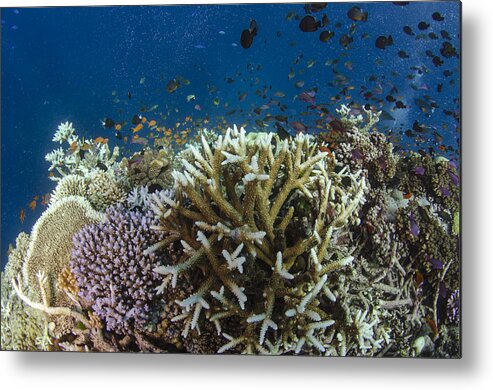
0,1,461,357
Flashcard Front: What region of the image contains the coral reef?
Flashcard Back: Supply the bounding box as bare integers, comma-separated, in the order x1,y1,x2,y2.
2,111,460,357
70,206,167,335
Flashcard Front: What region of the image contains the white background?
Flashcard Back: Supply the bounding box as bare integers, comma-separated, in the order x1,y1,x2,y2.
0,0,490,389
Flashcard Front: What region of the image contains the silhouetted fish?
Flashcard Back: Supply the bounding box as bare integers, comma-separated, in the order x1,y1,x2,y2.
102,118,115,128
375,35,393,49
240,19,258,49
319,30,334,42
347,6,368,22
299,15,321,32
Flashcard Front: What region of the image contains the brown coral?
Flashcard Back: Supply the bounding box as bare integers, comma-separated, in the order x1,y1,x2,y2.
121,147,174,192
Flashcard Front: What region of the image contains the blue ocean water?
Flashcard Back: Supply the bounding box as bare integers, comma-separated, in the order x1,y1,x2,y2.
0,2,460,269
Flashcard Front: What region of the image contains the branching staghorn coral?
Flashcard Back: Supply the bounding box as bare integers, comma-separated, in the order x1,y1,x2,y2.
148,125,369,354
45,122,121,181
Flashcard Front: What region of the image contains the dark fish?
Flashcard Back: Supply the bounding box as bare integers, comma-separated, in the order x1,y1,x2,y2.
166,79,180,93
319,30,334,42
102,118,115,128
131,114,142,125
394,100,406,109
96,162,108,171
440,42,458,58
432,12,444,21
413,120,426,133
398,50,409,59
403,26,415,36
339,34,353,48
127,91,132,100
441,30,451,40
437,83,443,92
379,110,395,121
290,121,308,133
241,19,258,49
115,131,122,140
432,56,444,67
298,90,316,103
304,3,327,14
347,6,368,22
428,32,438,40
275,122,291,140
375,35,393,49
299,15,321,32
418,21,430,30
322,14,329,27
393,2,410,5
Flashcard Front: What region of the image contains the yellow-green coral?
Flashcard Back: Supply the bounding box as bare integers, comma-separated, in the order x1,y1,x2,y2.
149,125,369,354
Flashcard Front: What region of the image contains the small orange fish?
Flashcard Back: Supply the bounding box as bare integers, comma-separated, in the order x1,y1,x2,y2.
41,193,50,206
28,199,37,211
123,136,128,143
438,145,446,152
132,123,144,133
115,124,122,131
403,192,413,199
141,117,147,124
94,137,109,144
414,270,424,287
81,143,92,151
69,141,78,153
147,120,157,127
19,209,25,224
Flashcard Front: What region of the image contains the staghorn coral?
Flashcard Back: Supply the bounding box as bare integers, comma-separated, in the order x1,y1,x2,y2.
121,147,174,193
45,122,121,181
70,205,168,335
148,125,370,354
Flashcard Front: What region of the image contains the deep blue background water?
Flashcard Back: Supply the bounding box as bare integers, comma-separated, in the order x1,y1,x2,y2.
1,2,460,269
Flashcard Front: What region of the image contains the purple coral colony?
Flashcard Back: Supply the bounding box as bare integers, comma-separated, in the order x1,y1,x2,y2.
1,4,460,357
